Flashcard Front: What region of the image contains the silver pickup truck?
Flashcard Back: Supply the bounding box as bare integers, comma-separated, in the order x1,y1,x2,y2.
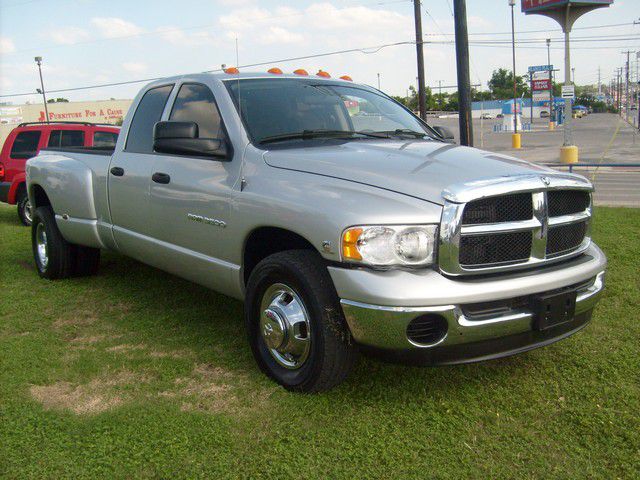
26,72,606,392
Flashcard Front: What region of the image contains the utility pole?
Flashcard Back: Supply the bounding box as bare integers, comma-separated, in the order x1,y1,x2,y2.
597,66,601,96
34,56,49,123
377,73,381,90
508,0,521,150
622,51,632,121
454,0,474,146
547,38,554,127
617,68,622,114
413,0,427,120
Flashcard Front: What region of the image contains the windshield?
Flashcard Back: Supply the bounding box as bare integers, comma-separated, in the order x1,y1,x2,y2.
225,78,435,144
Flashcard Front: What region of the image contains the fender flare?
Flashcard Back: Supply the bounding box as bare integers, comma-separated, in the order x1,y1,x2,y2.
7,173,26,204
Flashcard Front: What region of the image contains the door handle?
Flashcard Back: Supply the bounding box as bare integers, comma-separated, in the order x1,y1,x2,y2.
110,166,124,177
152,172,171,184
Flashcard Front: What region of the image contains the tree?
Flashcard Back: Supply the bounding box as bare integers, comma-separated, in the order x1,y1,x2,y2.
488,68,529,99
393,85,435,112
47,98,69,103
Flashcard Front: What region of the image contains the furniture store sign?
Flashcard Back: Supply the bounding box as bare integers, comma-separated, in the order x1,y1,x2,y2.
38,107,125,122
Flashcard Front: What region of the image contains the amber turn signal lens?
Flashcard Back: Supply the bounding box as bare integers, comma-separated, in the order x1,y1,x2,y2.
342,227,363,261
268,67,283,74
339,75,353,82
293,69,309,76
224,67,239,74
316,70,331,78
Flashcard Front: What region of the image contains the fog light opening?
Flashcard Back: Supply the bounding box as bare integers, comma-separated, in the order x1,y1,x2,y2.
406,314,448,347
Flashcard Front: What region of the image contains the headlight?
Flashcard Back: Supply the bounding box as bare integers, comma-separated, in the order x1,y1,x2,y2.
342,225,438,267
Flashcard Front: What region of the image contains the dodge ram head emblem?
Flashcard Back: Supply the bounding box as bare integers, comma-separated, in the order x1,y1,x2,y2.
540,176,551,186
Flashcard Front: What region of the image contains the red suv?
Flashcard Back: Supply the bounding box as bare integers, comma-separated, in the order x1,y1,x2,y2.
0,121,120,225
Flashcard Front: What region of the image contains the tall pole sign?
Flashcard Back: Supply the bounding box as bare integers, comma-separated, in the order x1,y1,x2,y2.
521,0,614,163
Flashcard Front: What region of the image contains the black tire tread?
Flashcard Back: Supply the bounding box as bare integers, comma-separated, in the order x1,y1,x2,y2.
32,206,75,279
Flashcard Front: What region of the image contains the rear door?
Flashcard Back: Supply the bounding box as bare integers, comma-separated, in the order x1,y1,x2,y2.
108,83,174,255
148,82,240,263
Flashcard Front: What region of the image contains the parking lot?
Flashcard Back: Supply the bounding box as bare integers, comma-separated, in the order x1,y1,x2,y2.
432,113,640,207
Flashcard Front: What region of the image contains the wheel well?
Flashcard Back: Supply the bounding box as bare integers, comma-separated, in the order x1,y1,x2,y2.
243,227,318,285
30,184,52,209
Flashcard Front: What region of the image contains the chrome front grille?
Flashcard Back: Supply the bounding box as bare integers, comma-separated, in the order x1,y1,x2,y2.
439,175,592,276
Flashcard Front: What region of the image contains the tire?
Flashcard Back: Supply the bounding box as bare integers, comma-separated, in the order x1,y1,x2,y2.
245,250,358,393
31,206,75,279
17,189,32,226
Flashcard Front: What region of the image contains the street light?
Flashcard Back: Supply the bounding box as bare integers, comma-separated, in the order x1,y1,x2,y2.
34,56,49,123
509,0,521,148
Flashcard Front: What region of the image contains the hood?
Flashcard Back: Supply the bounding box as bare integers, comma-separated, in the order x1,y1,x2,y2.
263,140,560,205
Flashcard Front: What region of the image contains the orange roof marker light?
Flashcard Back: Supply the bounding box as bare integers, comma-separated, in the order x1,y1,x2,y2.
268,67,283,74
316,70,331,78
293,69,309,76
339,75,353,82
223,67,239,74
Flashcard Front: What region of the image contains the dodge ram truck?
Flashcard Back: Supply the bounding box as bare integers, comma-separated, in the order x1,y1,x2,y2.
26,71,607,392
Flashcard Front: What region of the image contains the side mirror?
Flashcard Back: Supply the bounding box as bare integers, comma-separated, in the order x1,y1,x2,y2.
153,121,230,159
431,125,455,142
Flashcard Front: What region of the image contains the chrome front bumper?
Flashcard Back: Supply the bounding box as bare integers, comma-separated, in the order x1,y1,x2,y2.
330,243,606,361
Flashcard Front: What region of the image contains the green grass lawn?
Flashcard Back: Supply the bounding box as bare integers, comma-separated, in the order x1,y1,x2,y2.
0,203,638,479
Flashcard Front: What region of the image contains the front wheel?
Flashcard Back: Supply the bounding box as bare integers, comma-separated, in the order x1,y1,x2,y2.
17,190,32,226
245,250,358,393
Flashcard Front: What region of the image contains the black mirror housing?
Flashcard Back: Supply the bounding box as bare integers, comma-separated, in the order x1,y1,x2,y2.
432,125,455,142
153,121,230,159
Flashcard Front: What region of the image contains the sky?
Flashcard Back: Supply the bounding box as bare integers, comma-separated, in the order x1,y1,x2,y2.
0,0,638,104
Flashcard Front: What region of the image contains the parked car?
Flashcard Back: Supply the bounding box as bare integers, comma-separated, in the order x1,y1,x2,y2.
25,72,606,392
540,110,550,118
480,113,494,120
0,121,120,225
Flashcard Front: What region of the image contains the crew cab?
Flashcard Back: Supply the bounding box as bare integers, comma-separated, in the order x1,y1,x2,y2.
0,121,119,225
25,72,606,392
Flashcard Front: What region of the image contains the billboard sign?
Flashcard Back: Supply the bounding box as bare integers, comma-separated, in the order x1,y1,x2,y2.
533,90,551,102
532,70,550,80
532,79,552,91
528,64,552,73
561,85,575,99
522,0,613,13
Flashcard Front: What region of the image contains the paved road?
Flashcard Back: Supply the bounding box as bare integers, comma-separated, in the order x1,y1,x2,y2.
589,171,640,208
431,113,639,207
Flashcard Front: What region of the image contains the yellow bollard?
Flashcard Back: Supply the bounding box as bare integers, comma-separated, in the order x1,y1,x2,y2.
512,133,521,149
548,121,555,131
560,145,579,164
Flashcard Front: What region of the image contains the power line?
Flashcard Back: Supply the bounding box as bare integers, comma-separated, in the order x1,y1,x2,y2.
424,21,637,36
0,40,417,98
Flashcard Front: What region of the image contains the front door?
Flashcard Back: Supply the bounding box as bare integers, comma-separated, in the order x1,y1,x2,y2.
148,82,241,289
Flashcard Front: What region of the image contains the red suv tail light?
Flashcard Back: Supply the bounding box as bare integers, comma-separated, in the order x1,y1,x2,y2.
0,162,4,181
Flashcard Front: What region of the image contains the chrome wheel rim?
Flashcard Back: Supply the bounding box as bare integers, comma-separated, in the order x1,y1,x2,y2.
24,201,32,223
259,283,311,369
36,223,48,269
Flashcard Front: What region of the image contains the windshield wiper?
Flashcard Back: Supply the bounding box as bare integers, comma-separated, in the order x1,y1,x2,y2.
377,129,428,138
260,129,389,144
